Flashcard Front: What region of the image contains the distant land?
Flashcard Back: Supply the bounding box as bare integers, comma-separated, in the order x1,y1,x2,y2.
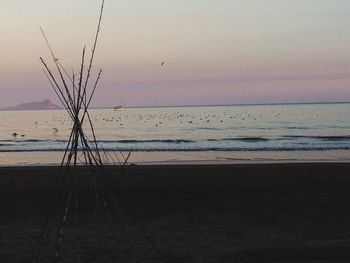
1,100,350,111
93,100,350,109
0,99,61,111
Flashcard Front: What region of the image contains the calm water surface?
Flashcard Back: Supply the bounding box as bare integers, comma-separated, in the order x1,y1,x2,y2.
0,103,350,165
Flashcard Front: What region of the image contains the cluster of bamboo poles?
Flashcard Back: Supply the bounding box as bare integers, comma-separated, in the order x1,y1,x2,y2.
32,1,167,262
40,0,130,168
39,0,104,168
34,1,107,260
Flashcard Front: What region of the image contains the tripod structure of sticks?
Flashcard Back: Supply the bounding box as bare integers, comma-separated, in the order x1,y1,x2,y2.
32,1,167,262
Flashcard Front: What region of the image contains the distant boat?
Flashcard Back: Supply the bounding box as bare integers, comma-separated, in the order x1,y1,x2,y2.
113,95,126,111
114,105,125,111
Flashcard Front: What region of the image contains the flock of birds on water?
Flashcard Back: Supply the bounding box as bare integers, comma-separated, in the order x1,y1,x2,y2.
8,108,325,139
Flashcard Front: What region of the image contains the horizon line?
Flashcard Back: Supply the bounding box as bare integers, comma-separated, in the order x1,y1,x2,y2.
93,100,350,109
2,100,350,112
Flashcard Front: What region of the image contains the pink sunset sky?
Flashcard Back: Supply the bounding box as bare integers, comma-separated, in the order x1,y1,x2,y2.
1,0,350,107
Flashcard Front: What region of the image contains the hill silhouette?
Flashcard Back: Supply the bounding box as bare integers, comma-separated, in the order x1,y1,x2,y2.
0,99,61,111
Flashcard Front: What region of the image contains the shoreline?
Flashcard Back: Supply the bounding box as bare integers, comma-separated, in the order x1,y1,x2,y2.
1,150,350,167
1,159,350,169
1,160,350,168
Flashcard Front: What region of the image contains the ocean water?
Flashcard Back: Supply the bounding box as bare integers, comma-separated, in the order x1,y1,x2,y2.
0,103,350,165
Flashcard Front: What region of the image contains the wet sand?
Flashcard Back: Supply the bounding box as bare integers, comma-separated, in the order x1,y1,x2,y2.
2,150,350,166
2,163,350,262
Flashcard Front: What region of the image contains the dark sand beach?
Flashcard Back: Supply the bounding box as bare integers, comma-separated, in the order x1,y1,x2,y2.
2,163,350,262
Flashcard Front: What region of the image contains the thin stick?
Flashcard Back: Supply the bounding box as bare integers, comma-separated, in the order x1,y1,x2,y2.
82,0,105,97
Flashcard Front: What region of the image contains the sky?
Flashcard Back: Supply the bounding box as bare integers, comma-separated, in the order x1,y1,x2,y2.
1,0,350,107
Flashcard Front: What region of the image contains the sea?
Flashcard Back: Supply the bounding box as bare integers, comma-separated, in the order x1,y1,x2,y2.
0,103,350,166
